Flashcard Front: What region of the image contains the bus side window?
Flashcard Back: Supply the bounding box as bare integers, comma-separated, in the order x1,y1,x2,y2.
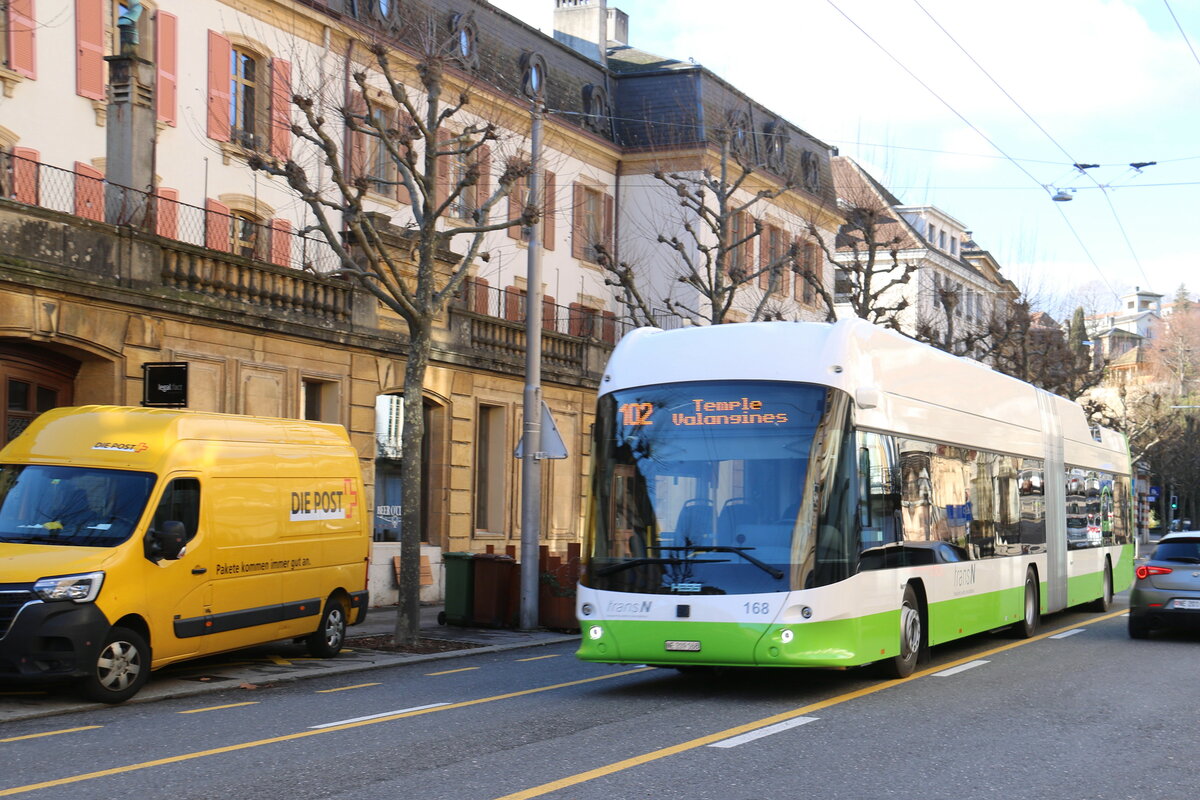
153,478,201,541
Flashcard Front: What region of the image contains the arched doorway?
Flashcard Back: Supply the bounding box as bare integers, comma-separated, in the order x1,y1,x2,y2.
0,343,78,446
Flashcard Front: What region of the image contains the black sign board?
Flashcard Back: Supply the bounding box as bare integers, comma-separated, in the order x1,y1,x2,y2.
142,362,188,408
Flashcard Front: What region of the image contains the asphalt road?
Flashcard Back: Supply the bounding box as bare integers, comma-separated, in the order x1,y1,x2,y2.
2,595,1194,800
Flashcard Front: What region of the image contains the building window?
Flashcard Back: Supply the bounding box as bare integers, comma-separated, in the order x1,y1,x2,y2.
449,148,476,221
230,47,261,149
230,211,263,259
801,151,820,191
302,378,339,423
939,230,947,250
521,52,547,99
572,182,612,263
450,13,478,70
951,236,959,255
726,110,751,162
475,405,506,534
582,84,610,133
764,121,788,173
367,107,398,196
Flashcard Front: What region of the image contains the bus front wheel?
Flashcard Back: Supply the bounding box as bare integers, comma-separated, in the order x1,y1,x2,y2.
882,584,921,679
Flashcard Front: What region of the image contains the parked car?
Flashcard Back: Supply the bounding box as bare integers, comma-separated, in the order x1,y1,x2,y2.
1128,532,1200,639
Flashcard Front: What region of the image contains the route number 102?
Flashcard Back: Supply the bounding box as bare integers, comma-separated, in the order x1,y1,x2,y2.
619,403,654,426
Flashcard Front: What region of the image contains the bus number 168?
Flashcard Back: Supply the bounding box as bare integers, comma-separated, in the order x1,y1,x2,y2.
744,602,771,615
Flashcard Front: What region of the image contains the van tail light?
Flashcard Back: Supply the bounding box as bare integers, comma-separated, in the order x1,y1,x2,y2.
1136,565,1173,580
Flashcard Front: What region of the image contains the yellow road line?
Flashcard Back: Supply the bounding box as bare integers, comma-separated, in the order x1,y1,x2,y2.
0,668,651,797
516,655,561,662
1,727,102,744
425,667,479,676
178,702,260,715
316,683,381,694
491,609,1129,800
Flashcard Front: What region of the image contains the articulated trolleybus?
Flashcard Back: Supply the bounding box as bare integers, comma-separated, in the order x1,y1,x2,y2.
575,319,1133,677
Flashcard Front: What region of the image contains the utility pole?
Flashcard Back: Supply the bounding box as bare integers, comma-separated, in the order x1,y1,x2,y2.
518,90,545,630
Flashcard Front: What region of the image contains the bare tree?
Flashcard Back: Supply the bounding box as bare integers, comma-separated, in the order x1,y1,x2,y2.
803,158,920,329
598,117,808,326
249,18,533,644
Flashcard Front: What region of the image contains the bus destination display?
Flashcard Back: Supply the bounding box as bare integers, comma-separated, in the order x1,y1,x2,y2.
619,396,790,428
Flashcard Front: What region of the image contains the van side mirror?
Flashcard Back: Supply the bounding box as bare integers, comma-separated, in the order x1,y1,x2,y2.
145,520,187,562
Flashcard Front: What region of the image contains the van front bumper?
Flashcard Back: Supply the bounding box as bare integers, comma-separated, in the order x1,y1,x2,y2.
0,599,110,682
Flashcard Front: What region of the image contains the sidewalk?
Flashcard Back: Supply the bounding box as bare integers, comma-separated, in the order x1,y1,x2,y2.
0,605,579,724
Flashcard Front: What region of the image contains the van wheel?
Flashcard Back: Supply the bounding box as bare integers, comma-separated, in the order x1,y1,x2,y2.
307,600,347,659
80,626,150,704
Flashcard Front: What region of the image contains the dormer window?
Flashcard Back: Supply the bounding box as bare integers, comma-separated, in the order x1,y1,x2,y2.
582,84,610,133
764,121,788,173
521,52,547,99
450,13,478,70
726,110,751,161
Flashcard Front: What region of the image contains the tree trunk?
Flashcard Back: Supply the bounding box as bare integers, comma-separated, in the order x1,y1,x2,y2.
393,320,432,645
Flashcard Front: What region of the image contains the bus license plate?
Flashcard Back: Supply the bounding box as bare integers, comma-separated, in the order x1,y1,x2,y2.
665,640,701,652
1173,599,1200,610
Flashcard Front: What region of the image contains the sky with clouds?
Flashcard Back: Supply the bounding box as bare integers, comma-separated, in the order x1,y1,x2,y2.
489,0,1200,316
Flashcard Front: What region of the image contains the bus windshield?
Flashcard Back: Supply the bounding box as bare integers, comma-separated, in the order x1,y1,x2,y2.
0,464,156,547
586,380,849,595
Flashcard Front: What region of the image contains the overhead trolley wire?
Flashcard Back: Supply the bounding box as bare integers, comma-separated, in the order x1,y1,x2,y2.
907,0,1153,292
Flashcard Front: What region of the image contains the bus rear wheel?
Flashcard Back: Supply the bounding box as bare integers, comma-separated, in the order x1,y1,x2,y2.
882,584,921,679
1013,570,1039,639
1088,562,1113,612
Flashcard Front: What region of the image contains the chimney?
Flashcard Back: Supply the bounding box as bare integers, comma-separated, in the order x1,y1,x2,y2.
104,4,156,227
554,0,620,65
607,7,628,47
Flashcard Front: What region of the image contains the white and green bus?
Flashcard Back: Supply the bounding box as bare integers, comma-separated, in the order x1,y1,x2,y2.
575,319,1133,677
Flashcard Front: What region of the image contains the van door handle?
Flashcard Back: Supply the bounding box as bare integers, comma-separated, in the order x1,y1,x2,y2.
192,567,207,575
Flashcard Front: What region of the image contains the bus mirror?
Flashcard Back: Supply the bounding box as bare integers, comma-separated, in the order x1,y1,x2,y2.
855,387,880,409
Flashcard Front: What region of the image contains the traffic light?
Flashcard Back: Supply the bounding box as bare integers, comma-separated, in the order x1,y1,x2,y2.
1171,494,1179,510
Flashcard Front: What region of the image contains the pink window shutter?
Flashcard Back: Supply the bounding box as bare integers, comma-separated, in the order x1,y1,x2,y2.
73,162,104,221
269,218,292,266
9,147,39,204
8,0,37,79
205,199,231,251
75,0,105,100
156,11,178,126
269,58,292,160
206,31,232,142
154,187,179,239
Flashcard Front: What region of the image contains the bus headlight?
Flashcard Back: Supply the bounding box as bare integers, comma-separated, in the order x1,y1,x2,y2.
34,572,105,603
580,603,595,617
588,625,604,640
781,629,794,644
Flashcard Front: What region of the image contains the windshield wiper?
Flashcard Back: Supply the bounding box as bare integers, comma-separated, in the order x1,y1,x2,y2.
593,557,727,577
652,545,784,579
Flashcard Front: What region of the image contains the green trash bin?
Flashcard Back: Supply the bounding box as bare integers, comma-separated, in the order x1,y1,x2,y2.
441,552,475,626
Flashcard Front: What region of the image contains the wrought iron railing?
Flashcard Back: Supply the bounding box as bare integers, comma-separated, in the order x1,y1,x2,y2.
0,152,342,273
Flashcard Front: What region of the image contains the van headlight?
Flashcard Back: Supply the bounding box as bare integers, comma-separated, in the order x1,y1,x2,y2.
34,572,105,603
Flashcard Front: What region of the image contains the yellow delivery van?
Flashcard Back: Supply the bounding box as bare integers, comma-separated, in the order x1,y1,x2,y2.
0,405,370,702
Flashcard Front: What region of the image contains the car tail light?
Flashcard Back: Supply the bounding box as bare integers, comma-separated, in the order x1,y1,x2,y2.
1136,565,1173,580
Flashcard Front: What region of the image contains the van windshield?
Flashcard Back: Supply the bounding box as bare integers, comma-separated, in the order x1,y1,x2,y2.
0,465,156,547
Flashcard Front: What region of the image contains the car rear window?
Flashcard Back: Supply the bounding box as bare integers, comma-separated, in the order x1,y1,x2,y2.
1153,540,1200,563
